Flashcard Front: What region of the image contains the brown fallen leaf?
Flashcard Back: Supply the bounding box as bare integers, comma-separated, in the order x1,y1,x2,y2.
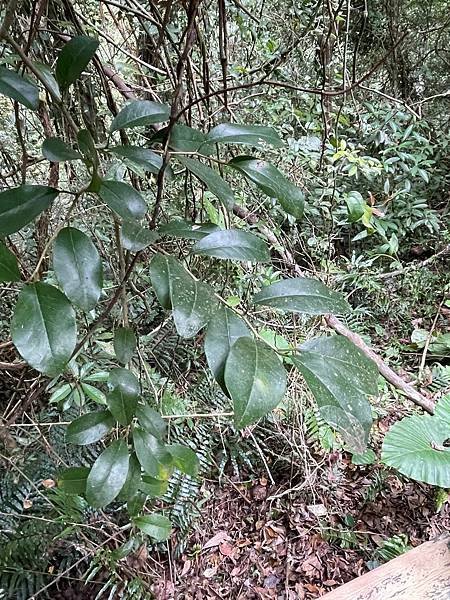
219,541,234,556
202,530,230,550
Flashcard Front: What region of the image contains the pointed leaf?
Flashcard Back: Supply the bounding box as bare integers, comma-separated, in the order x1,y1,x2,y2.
121,221,158,251
0,185,58,236
11,282,76,375
136,405,167,440
140,476,168,497
167,444,199,477
34,62,61,101
166,123,209,152
178,156,235,209
106,368,140,425
98,180,147,220
204,304,251,388
205,123,283,148
118,453,141,501
133,514,172,541
108,145,172,178
0,66,39,110
42,137,81,162
224,337,287,429
66,410,115,445
0,241,20,281
77,129,98,167
86,439,129,507
55,35,99,89
229,157,304,218
253,278,351,315
58,467,90,495
159,220,220,241
80,383,107,405
53,227,103,311
171,268,218,338
149,253,179,309
133,428,173,479
193,229,269,262
114,327,137,364
110,100,170,132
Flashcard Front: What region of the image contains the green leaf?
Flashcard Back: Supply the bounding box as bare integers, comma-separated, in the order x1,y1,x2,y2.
118,453,141,501
140,476,168,497
33,62,61,102
193,229,269,262
77,129,98,168
133,514,172,541
114,327,137,364
0,241,20,281
66,410,115,445
167,444,199,477
229,157,304,218
107,368,140,425
53,227,103,311
55,35,99,89
149,254,175,309
159,220,220,241
165,123,210,152
11,282,76,376
110,100,170,132
133,428,173,479
224,337,287,429
319,405,369,454
178,156,235,209
352,448,376,465
0,66,39,110
86,439,129,507
205,123,283,148
108,145,172,178
80,383,106,405
98,180,147,220
204,304,251,388
121,221,158,252
42,137,81,162
58,467,90,495
0,185,58,236
136,405,167,440
253,278,351,315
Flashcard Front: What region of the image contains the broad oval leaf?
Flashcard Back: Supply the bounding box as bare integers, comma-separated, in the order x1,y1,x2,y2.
58,467,90,495
11,282,76,376
0,241,20,282
140,476,168,498
98,180,147,220
86,439,129,507
0,185,58,236
55,35,99,89
118,453,142,501
77,128,99,168
66,410,115,445
121,221,158,251
0,66,39,110
108,145,172,178
34,62,61,102
149,253,176,309
204,304,251,388
224,337,287,429
42,137,81,162
167,444,199,477
107,368,140,425
229,157,304,218
159,220,220,241
133,428,173,479
253,278,351,315
114,327,137,364
205,123,283,148
53,227,103,311
110,100,170,132
193,229,269,262
133,513,172,541
80,383,107,405
154,123,210,153
136,405,167,440
319,405,368,454
178,156,235,209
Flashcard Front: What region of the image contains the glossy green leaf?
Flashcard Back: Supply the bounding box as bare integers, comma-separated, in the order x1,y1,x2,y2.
159,220,220,241
34,62,61,102
53,227,103,311
133,428,173,479
0,66,39,110
107,368,140,425
118,453,141,501
11,282,76,376
127,491,146,516
55,35,99,89
66,410,115,445
149,253,178,309
121,221,158,251
77,129,98,168
167,444,199,477
86,439,129,507
319,405,369,454
133,513,172,541
114,327,137,364
204,304,251,388
253,278,351,315
224,337,287,429
205,123,283,148
58,467,90,495
229,157,304,218
178,156,235,209
136,405,167,440
140,476,168,497
42,137,81,162
110,100,170,132
165,123,210,152
193,229,269,262
98,180,147,220
108,145,172,178
80,383,106,405
352,449,376,465
0,241,20,281
0,185,58,236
